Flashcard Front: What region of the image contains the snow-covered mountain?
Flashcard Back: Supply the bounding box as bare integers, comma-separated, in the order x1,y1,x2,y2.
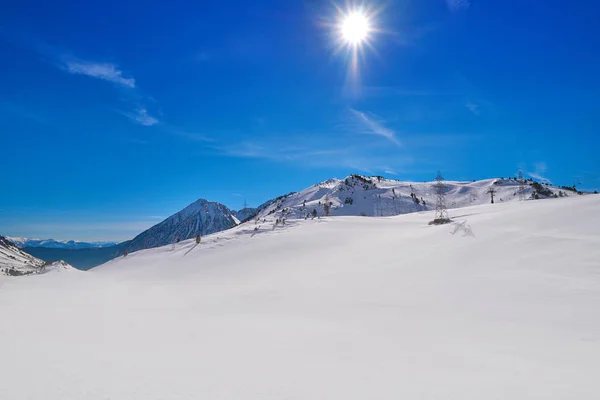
6,237,117,249
126,199,238,254
0,235,77,276
120,175,571,257
247,174,569,222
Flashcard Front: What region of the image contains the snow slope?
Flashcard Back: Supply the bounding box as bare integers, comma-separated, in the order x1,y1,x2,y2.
126,198,238,253
0,235,77,275
1,196,599,399
250,174,568,221
6,237,117,249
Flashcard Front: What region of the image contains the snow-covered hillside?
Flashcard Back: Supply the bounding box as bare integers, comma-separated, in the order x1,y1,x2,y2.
0,235,45,275
250,174,570,222
126,198,238,253
6,237,117,249
117,176,574,257
0,235,77,276
1,196,598,399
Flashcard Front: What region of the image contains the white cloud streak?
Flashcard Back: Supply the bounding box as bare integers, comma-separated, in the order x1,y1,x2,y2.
61,59,135,88
121,108,159,126
349,108,401,146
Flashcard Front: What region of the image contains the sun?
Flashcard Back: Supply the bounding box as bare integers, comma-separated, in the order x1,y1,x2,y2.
341,12,370,45
324,3,383,82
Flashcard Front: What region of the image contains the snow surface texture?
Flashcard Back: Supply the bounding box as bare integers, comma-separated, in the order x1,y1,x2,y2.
6,237,117,249
0,236,77,275
126,199,238,253
1,196,599,399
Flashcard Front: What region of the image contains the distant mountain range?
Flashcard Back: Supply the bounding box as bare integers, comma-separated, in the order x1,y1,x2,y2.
24,241,130,271
7,237,117,250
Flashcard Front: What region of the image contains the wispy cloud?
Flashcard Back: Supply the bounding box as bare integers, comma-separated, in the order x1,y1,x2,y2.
349,108,401,146
527,162,551,183
54,54,163,128
465,101,481,115
60,58,135,88
446,0,470,12
120,108,159,126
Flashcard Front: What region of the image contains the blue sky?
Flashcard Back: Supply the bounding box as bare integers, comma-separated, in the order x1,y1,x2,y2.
1,0,599,241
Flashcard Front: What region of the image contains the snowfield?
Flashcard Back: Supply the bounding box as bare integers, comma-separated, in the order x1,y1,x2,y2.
1,195,599,399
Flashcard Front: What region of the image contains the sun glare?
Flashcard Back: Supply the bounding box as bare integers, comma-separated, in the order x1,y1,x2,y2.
325,3,383,83
341,12,370,45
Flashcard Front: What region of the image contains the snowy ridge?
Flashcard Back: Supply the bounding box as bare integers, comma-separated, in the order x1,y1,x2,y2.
42,260,78,273
0,235,77,276
249,175,569,222
126,198,238,254
0,235,45,275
